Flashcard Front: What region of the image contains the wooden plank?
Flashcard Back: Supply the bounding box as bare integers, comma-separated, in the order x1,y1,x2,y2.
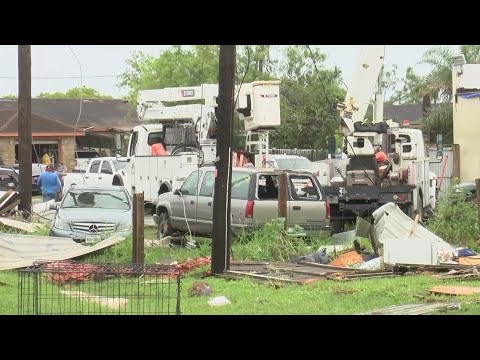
428,285,480,296
0,199,20,216
278,172,288,230
0,190,12,207
230,261,271,266
394,263,470,272
297,261,362,272
360,302,457,315
132,192,144,264
225,270,298,283
272,267,328,277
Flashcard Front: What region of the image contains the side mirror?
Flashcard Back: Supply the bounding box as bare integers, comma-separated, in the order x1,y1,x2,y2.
49,203,59,210
173,189,181,196
436,133,443,158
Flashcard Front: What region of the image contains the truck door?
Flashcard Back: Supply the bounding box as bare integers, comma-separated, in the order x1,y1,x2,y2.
195,170,215,234
169,170,200,232
252,174,279,227
86,160,101,183
99,160,115,186
287,174,327,232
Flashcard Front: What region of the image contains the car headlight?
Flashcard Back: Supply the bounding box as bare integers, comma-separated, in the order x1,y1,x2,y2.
53,217,71,231
116,223,132,231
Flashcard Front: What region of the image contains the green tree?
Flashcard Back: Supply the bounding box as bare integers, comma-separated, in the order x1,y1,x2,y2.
1,94,17,99
381,64,400,104
460,45,480,63
118,45,220,106
38,87,113,99
272,46,345,149
423,102,453,144
390,67,426,105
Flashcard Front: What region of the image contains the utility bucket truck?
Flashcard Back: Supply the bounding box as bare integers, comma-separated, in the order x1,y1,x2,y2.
112,81,281,204
321,45,440,233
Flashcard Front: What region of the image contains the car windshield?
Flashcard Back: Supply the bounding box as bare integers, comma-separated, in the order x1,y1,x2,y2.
62,190,130,210
113,161,126,171
274,157,311,170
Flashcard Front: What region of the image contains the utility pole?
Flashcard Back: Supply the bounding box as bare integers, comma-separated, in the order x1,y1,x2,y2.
18,45,32,215
211,45,236,274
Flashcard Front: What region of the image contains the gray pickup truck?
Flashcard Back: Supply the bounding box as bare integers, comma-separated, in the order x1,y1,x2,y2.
154,166,330,238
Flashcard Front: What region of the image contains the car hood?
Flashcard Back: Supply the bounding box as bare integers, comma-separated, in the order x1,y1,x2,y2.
57,208,132,224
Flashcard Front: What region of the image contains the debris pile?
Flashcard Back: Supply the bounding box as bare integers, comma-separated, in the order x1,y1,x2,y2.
0,190,20,216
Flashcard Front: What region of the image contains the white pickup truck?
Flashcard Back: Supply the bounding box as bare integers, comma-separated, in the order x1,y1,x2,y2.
62,157,127,194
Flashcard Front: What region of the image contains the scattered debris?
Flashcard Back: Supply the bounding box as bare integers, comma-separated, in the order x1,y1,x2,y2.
0,190,20,216
45,261,99,283
333,288,358,295
0,217,45,233
60,290,128,310
329,250,364,267
428,285,480,296
291,247,329,264
371,203,456,266
458,256,480,266
188,281,212,297
32,199,55,216
355,257,383,270
156,258,178,266
331,230,355,245
392,263,470,274
220,260,392,285
432,267,480,280
327,271,398,281
175,257,211,275
208,296,231,307
359,302,461,315
0,234,126,271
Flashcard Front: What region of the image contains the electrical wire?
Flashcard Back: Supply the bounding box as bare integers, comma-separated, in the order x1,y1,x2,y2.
67,46,87,185
0,75,119,79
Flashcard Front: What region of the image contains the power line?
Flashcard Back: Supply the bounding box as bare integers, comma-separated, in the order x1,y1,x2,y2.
0,75,119,79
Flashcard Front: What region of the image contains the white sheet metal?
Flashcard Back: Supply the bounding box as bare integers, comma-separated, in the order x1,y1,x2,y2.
372,202,455,265
0,233,125,271
457,64,480,90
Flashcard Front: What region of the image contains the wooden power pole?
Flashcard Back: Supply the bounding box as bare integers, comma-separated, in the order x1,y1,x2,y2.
211,45,236,274
132,192,145,264
18,45,32,215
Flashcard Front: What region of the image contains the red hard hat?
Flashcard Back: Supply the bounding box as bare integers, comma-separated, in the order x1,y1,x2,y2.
375,151,386,163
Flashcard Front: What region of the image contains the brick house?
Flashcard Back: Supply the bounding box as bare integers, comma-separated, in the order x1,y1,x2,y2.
0,98,140,170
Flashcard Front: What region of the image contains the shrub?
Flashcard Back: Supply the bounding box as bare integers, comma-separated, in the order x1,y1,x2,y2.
426,183,479,250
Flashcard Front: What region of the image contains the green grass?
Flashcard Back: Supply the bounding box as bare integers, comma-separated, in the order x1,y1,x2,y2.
4,266,480,315
3,224,480,315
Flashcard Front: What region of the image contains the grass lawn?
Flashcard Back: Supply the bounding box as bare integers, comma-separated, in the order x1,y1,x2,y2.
2,227,480,315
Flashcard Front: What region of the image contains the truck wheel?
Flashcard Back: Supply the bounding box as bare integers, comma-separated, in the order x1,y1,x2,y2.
157,213,173,240
331,220,345,235
410,194,423,222
417,194,423,223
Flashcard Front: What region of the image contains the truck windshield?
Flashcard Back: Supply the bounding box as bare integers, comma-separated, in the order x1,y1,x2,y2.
274,157,311,170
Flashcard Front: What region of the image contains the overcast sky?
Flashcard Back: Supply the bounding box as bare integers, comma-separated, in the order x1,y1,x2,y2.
0,45,459,98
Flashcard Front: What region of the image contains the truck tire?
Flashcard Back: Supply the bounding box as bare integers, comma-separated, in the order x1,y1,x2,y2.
331,220,345,235
409,193,423,223
157,212,173,240
417,194,423,223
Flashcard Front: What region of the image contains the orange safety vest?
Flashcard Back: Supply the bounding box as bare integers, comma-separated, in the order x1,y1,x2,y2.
151,143,168,156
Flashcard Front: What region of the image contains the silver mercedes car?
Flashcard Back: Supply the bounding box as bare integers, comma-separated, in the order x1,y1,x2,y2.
49,184,133,244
